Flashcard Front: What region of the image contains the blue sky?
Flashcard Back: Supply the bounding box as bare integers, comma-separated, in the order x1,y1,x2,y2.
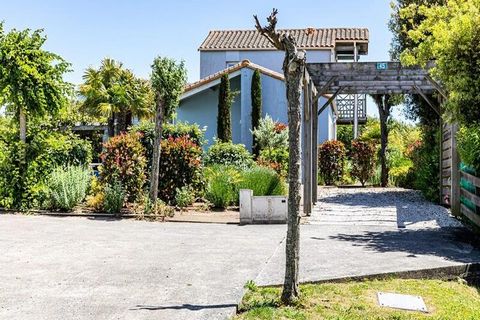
2,0,397,118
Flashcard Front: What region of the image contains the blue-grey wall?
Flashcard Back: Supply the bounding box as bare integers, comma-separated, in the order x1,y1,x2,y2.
177,75,242,148
200,49,332,77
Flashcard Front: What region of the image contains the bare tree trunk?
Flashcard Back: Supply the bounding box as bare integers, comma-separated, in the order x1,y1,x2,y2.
149,93,164,202
117,110,128,134
378,96,391,187
19,107,26,143
107,113,115,138
255,9,305,304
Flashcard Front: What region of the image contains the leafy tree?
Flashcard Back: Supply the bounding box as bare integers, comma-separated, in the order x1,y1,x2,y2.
350,140,376,186
371,94,398,187
399,0,480,126
149,57,187,202
79,58,153,137
0,23,71,143
251,69,262,156
255,9,306,304
217,74,236,142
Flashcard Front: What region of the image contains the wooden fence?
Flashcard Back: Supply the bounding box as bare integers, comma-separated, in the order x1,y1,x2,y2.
442,122,480,228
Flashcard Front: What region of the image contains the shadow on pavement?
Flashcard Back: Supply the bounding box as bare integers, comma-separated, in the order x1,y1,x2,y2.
130,303,237,311
327,227,480,263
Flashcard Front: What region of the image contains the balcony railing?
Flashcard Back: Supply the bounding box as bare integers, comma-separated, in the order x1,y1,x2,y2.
336,94,367,124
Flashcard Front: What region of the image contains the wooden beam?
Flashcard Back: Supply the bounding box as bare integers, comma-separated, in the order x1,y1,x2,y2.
312,98,319,205
450,123,461,216
318,87,343,115
314,76,337,102
413,85,440,116
425,75,447,100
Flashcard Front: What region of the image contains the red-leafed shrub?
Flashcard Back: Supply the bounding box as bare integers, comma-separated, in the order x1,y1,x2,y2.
158,136,204,203
350,140,376,186
100,132,147,202
318,140,346,185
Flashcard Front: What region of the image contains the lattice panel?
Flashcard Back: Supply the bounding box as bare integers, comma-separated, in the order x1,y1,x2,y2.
336,94,367,121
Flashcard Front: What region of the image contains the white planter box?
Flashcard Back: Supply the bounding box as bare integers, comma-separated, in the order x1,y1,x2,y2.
239,189,287,224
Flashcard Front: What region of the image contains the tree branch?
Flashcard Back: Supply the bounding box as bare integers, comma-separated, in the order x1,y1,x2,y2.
254,8,285,51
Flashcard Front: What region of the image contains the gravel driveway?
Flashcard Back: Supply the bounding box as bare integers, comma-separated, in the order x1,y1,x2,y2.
309,187,463,229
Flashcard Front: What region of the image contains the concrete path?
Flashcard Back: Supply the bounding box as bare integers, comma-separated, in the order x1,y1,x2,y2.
1,188,479,319
0,215,285,320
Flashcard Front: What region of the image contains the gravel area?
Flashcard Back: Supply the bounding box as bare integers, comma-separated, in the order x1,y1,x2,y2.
309,187,462,229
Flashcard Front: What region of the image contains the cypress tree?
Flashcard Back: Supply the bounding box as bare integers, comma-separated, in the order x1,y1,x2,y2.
251,69,262,157
217,74,234,142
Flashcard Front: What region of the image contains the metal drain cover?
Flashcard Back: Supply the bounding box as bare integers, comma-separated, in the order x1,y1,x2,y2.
377,292,428,312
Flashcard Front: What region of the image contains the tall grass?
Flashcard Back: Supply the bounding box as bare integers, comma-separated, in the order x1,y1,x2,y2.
48,166,91,211
239,166,287,196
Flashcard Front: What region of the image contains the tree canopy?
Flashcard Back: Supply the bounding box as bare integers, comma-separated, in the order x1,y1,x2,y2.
0,22,71,138
399,0,480,125
79,58,154,135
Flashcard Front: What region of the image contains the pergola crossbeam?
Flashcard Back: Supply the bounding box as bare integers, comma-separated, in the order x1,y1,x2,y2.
413,85,440,116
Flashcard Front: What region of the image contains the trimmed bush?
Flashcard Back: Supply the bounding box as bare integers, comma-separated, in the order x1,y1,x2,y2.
251,69,262,157
457,125,480,173
350,140,376,186
239,166,287,196
318,140,346,185
103,182,125,215
205,165,242,208
204,141,254,169
130,121,206,171
217,74,236,142
100,132,146,202
158,136,204,203
47,166,91,211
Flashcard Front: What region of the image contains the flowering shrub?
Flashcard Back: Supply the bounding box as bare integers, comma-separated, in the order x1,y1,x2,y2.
350,140,376,186
318,140,346,185
257,147,289,177
204,141,254,169
100,132,146,202
158,136,204,203
130,121,206,171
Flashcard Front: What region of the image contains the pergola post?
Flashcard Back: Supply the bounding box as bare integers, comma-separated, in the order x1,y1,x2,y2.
302,79,313,216
312,96,319,205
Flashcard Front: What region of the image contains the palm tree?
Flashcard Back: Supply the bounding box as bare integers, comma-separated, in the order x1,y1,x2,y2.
79,58,153,137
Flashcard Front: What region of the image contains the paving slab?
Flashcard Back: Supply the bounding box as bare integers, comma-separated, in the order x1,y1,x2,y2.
255,224,480,286
0,214,285,320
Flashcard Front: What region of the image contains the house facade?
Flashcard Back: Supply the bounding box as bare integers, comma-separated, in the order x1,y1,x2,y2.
177,28,369,150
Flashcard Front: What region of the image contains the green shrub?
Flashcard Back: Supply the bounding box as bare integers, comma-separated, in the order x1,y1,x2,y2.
158,136,204,203
251,115,289,151
133,194,174,220
103,182,125,215
0,123,93,209
410,127,440,202
130,121,206,171
175,186,195,208
205,165,242,208
318,140,346,185
239,166,287,196
204,141,254,169
350,140,376,186
47,166,91,211
457,125,480,173
100,132,146,202
257,147,289,177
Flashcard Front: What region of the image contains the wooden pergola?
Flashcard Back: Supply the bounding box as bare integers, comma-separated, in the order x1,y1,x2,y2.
301,61,451,216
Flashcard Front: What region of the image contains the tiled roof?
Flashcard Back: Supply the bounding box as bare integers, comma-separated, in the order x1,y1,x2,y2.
199,28,369,51
183,60,284,93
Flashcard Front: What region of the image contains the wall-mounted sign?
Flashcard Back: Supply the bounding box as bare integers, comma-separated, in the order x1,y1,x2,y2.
376,62,388,70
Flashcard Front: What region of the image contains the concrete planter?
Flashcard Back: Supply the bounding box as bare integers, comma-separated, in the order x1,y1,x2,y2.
239,189,287,224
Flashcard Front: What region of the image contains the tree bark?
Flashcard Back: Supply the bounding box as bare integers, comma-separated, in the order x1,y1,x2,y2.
19,107,27,143
255,9,305,304
378,96,391,187
149,93,165,202
107,113,115,138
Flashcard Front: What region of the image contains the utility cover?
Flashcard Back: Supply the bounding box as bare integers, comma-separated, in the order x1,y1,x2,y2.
377,292,428,312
